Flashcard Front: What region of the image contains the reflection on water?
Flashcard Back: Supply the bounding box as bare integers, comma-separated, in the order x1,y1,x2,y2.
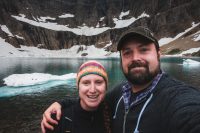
0,57,199,132
161,57,200,87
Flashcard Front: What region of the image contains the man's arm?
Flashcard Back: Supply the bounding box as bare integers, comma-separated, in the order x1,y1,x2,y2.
45,113,61,133
41,102,61,133
41,98,78,133
58,97,78,109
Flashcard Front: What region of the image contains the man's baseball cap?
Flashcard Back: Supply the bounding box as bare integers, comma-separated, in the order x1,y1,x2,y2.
117,26,159,51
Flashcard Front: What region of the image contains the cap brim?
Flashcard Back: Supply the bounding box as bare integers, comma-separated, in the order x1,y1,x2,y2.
117,32,156,51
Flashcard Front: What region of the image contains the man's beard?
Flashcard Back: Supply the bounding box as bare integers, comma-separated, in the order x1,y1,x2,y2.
123,60,160,85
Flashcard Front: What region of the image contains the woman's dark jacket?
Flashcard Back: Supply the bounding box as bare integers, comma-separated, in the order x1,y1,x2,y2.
47,101,108,133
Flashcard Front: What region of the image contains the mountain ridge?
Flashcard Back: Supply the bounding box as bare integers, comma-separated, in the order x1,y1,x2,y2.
0,0,200,56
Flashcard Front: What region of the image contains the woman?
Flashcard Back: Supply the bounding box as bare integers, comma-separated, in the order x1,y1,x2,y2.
46,60,111,133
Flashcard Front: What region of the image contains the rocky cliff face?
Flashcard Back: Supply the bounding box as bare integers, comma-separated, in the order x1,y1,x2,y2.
0,0,200,54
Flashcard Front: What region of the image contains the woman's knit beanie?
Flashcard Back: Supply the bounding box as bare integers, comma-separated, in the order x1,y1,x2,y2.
77,60,108,87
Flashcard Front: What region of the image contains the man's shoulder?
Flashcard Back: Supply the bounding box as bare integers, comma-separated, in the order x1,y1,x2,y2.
105,81,125,106
107,81,126,96
159,73,199,92
155,73,200,107
156,73,196,93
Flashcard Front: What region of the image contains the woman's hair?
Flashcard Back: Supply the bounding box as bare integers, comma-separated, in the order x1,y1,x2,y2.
103,101,112,133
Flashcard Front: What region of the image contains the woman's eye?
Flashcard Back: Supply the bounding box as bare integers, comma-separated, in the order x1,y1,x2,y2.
95,80,104,85
82,81,90,85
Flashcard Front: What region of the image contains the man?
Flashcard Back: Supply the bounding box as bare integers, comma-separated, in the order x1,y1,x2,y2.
41,26,200,133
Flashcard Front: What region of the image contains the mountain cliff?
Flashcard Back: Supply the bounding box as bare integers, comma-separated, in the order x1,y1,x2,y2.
0,0,200,56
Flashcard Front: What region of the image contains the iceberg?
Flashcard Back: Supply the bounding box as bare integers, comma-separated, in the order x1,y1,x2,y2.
3,73,76,87
0,73,77,97
183,59,200,66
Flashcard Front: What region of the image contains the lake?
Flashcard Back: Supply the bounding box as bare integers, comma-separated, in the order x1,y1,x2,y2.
0,57,200,133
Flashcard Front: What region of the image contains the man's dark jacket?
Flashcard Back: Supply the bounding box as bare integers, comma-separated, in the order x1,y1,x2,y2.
106,73,200,133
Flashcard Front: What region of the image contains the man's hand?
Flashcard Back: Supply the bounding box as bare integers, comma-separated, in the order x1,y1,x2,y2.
41,102,62,133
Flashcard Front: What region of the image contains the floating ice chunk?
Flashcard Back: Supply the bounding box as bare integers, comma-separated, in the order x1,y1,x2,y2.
3,73,76,87
0,79,76,97
183,59,200,66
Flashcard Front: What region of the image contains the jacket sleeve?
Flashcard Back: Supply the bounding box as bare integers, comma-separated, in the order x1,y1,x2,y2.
57,97,78,109
166,86,200,133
